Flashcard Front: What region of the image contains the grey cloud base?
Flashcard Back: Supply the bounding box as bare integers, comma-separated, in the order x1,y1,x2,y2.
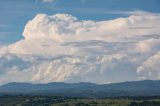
0,12,160,84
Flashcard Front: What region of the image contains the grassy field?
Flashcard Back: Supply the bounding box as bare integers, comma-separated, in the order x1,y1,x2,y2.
0,95,160,106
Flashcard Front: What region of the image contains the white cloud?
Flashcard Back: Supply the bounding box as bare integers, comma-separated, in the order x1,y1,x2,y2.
23,13,160,43
0,12,160,84
135,39,160,53
111,10,159,16
137,52,160,80
41,0,56,3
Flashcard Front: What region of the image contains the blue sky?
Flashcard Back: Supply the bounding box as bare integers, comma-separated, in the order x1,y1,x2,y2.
0,0,160,45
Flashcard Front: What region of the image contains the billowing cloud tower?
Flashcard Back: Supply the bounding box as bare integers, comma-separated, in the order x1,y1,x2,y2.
0,12,160,84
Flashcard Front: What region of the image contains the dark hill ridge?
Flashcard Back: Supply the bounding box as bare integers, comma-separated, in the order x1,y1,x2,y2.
0,80,160,98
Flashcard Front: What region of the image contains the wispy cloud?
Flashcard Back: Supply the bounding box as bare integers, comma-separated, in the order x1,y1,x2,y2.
40,0,56,3
110,10,160,16
81,0,86,4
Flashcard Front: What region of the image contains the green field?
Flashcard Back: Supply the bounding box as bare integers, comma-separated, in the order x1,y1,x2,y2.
0,95,160,106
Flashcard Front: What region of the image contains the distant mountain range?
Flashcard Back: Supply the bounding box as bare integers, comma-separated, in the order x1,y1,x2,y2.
0,80,160,98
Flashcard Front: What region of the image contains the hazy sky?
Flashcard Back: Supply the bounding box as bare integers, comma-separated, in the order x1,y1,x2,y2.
0,0,160,84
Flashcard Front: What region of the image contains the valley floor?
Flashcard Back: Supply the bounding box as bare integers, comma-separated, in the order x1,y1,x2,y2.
0,95,160,106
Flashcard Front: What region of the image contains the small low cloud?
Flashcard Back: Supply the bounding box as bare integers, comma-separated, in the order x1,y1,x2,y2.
41,0,56,3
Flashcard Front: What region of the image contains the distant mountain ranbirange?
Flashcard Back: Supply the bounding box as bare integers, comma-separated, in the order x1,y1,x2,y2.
0,80,160,98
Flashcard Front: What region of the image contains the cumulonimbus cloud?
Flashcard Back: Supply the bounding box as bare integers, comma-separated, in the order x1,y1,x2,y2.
0,11,160,84
23,13,160,43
